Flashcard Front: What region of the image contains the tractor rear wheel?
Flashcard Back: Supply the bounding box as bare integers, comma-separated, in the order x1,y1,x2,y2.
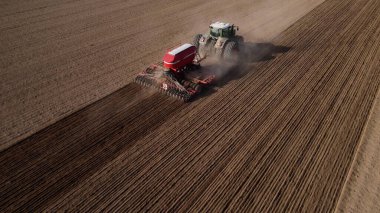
224,41,239,60
235,35,244,45
215,47,223,58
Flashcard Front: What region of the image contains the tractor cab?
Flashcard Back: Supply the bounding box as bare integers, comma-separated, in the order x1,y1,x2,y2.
209,22,238,38
193,21,243,59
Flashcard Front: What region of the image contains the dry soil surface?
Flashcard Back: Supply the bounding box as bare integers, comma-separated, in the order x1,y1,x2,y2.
336,92,380,213
1,0,380,212
0,0,324,151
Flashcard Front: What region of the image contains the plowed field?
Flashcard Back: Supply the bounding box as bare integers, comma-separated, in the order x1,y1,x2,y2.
1,0,380,212
0,0,325,150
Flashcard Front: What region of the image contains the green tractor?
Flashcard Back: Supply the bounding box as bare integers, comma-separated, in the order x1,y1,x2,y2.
193,21,244,59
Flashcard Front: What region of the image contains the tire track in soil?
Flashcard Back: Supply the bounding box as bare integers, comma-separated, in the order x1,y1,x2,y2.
1,0,380,211
0,0,324,150
35,0,380,210
229,0,380,211
159,0,372,211
0,83,185,211
46,0,378,209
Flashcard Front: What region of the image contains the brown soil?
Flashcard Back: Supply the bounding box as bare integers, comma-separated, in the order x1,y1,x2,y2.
0,0,324,151
336,92,380,213
1,0,380,212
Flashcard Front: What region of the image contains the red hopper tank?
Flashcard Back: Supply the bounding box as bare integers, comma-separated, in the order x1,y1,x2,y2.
163,43,197,71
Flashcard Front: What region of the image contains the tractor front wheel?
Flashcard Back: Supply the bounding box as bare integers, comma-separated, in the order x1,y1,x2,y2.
208,40,216,55
192,34,202,50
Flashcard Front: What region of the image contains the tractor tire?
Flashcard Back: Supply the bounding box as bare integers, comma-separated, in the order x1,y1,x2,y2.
223,41,239,60
199,39,215,58
235,35,244,45
192,34,202,50
208,39,216,55
215,47,223,58
235,36,245,53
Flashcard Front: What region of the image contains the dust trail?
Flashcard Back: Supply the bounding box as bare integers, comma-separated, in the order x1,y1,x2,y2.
0,0,325,151
198,41,290,88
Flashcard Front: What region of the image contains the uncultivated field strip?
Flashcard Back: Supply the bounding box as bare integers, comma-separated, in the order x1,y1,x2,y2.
1,0,380,211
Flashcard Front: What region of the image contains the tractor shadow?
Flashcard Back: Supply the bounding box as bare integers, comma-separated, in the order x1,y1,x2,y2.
242,42,291,63
194,42,291,101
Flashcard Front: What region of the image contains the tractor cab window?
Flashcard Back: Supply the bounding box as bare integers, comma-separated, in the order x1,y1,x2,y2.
209,27,220,37
210,25,236,37
222,28,228,37
222,26,234,37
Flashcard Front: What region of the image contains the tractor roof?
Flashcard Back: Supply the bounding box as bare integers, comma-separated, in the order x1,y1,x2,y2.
210,21,232,29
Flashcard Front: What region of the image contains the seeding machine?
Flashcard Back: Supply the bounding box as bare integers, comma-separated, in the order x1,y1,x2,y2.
134,22,243,102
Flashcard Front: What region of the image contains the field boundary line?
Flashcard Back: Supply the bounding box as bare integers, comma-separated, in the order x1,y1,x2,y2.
333,87,380,213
